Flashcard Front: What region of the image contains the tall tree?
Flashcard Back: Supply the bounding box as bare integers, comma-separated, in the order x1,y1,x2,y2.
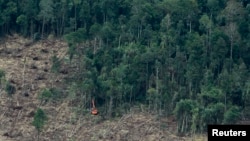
39,0,54,38
221,0,245,72
22,0,40,37
0,0,17,34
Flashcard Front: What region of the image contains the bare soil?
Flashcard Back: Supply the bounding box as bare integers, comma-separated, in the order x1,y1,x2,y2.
0,35,207,141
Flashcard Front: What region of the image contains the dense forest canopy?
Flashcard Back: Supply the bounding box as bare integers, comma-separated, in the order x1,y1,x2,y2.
1,0,250,134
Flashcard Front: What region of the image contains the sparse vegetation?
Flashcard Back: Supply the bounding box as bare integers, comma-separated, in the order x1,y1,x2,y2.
51,55,61,73
38,88,52,103
39,87,62,104
0,69,5,80
0,69,5,87
5,81,16,97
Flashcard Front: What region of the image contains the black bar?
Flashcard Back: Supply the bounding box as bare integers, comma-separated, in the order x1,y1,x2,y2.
208,125,250,141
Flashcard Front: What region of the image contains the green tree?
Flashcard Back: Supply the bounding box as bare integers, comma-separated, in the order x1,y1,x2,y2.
220,0,246,73
201,103,224,128
200,86,224,107
0,0,17,34
199,14,213,59
64,27,87,61
174,99,197,134
72,0,81,31
223,106,241,124
207,0,226,16
209,29,228,75
53,0,69,36
21,0,40,37
16,14,28,36
163,0,199,32
38,0,54,38
185,32,205,97
32,108,48,141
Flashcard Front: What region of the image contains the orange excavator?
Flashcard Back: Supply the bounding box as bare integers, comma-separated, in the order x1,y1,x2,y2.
91,99,98,115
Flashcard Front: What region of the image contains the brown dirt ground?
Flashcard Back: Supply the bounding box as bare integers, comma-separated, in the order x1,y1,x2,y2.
0,35,207,141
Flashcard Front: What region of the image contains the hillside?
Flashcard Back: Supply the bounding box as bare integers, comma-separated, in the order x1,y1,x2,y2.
1,0,250,137
0,35,206,141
